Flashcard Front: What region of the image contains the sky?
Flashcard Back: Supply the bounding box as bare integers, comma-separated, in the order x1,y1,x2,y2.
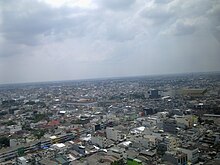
0,0,220,84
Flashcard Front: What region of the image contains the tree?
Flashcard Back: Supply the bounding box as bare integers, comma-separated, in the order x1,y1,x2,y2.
2,120,16,126
0,137,10,148
32,129,46,139
33,114,48,123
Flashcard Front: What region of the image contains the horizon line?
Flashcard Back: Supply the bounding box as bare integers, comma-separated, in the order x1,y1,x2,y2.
1,70,220,87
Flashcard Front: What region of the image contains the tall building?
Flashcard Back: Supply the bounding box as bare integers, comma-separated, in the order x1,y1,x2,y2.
163,151,188,165
147,89,161,99
91,134,107,148
163,119,178,134
178,146,199,164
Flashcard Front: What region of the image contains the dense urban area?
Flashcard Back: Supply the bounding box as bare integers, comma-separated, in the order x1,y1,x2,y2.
0,72,220,165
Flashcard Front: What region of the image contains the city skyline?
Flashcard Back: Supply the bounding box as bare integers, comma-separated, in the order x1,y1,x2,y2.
0,0,220,84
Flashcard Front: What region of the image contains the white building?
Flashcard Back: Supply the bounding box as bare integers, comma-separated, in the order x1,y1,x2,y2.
7,125,22,134
178,147,199,164
10,139,20,147
17,157,27,165
128,134,149,149
145,135,159,147
91,135,107,148
157,112,169,119
106,127,124,142
108,147,127,159
51,143,67,153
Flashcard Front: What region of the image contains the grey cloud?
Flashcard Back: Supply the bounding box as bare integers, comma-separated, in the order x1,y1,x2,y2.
140,4,174,26
153,0,172,4
170,21,196,36
0,42,23,58
0,0,90,46
0,0,220,84
212,26,220,42
0,0,139,58
96,0,136,10
103,21,137,42
207,2,220,42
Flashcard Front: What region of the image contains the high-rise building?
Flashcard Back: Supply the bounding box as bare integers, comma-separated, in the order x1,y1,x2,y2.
147,89,161,99
163,119,178,134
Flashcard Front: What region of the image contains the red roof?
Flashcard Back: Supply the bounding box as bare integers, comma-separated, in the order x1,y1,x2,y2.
48,120,60,126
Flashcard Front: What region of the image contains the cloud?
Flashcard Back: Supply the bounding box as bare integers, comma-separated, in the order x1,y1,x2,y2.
207,2,220,42
140,2,173,25
96,0,136,11
163,20,196,36
0,0,220,84
0,0,92,46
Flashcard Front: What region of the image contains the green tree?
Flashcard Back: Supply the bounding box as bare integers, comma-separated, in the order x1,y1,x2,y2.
0,137,10,148
2,120,16,126
32,129,46,139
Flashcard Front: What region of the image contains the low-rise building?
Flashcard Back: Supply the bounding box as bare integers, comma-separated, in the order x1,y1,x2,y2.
17,157,28,165
127,157,142,165
7,125,22,134
91,134,107,148
106,127,124,142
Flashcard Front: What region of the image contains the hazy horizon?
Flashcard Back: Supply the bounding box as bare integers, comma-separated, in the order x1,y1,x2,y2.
1,70,219,86
1,0,220,84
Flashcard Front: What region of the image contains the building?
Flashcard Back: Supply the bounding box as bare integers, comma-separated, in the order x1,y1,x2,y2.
143,108,157,116
147,89,161,99
171,109,183,116
51,143,67,153
178,146,199,164
200,133,220,145
163,119,178,134
40,156,69,165
69,141,86,156
157,142,168,155
106,127,124,142
0,134,75,162
7,125,22,134
127,158,142,165
10,139,22,147
163,151,187,165
108,147,127,159
175,115,197,129
202,114,220,124
157,136,178,155
164,136,177,151
139,150,156,163
91,134,107,148
49,133,75,144
179,88,207,97
128,134,149,149
17,157,28,165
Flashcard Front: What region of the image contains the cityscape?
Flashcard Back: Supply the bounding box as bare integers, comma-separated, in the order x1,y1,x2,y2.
1,0,220,165
0,72,220,165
